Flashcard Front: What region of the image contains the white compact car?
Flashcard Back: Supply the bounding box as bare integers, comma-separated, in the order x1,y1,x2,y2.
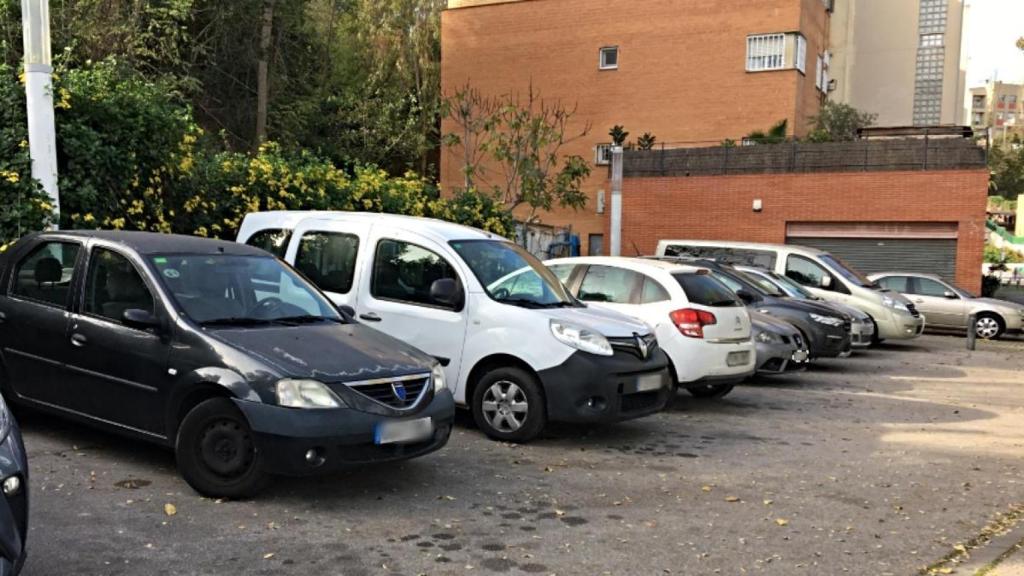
237,211,673,442
545,257,756,399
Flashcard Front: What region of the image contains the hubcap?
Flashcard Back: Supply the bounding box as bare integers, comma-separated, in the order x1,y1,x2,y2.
975,317,1000,339
198,418,254,478
481,380,529,433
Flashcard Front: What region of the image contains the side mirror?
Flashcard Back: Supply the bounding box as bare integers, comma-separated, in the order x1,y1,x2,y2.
735,289,757,304
337,304,356,319
820,274,833,289
943,290,958,299
430,278,462,308
123,308,161,330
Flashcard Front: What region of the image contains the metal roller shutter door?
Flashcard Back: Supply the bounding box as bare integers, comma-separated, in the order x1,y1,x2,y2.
785,237,957,280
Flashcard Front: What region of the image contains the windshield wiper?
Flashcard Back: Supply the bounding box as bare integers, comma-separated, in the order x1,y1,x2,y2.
273,315,343,325
199,317,277,327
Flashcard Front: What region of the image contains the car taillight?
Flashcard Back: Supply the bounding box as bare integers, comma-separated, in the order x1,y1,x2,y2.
669,308,717,339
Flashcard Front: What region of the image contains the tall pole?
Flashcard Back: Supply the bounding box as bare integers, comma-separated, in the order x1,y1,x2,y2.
609,145,623,256
21,0,60,227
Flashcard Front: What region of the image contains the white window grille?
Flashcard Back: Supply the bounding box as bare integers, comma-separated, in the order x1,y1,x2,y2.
795,35,807,74
599,46,618,70
595,143,612,165
746,34,786,72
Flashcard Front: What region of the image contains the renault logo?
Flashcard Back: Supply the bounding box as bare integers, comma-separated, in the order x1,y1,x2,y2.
391,382,408,402
635,333,649,360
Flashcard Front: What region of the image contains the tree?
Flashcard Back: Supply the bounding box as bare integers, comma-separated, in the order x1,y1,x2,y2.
444,84,592,222
744,119,788,144
609,125,629,146
636,132,657,150
806,101,877,142
989,144,1024,200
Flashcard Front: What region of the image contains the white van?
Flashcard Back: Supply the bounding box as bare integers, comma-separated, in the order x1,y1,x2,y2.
654,240,925,342
238,211,673,442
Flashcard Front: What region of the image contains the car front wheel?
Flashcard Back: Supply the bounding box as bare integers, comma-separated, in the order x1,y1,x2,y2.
176,398,270,498
974,313,1005,340
471,366,546,443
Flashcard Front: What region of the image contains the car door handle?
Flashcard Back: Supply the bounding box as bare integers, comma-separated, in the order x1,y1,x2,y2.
359,312,382,322
70,333,88,347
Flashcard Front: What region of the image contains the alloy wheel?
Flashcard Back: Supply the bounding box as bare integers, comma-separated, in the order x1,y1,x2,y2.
480,380,529,433
975,316,1000,339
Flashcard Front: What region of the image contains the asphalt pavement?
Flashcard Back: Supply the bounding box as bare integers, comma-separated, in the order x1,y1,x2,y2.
16,334,1024,576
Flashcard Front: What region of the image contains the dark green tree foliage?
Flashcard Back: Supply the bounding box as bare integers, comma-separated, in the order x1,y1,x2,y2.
744,119,788,144
0,63,52,244
806,101,877,142
609,125,629,146
989,144,1024,200
636,132,657,150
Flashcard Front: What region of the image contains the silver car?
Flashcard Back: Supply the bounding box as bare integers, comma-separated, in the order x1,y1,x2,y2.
868,272,1024,339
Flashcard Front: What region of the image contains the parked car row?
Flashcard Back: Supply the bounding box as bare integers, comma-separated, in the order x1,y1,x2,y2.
3,212,1021,575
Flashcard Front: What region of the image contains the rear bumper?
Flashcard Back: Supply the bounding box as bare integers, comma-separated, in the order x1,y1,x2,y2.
234,391,456,476
538,350,673,424
0,426,28,575
665,336,756,385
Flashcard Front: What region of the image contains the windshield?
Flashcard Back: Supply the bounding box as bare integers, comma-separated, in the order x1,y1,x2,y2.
711,269,769,298
149,254,341,326
819,254,875,288
736,270,786,297
768,271,818,299
449,240,575,308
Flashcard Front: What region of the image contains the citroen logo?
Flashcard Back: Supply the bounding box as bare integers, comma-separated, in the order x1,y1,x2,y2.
634,333,649,359
391,382,408,402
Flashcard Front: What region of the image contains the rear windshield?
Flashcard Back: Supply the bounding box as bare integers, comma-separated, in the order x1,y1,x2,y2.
673,272,741,307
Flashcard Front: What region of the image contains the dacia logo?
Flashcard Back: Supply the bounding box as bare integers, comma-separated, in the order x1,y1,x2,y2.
635,333,649,360
391,382,408,402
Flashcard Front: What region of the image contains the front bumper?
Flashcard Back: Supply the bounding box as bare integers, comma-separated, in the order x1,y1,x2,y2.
755,337,809,375
234,390,456,476
876,310,925,340
0,425,28,576
807,326,852,358
538,349,673,424
849,319,875,348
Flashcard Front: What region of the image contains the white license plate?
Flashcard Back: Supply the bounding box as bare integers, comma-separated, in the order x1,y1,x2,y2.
636,373,664,392
374,417,434,445
792,349,810,363
726,351,751,367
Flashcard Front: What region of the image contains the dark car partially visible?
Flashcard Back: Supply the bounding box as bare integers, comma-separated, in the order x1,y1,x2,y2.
0,392,27,576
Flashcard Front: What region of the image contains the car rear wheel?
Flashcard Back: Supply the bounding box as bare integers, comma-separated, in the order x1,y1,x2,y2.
472,366,546,443
176,398,270,498
686,383,734,399
973,313,1004,340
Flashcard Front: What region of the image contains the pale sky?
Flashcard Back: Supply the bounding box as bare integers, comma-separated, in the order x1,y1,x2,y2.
963,0,1024,87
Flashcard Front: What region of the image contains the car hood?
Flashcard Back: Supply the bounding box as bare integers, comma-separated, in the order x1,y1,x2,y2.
761,296,849,319
542,305,652,337
971,297,1024,312
205,322,435,382
750,310,797,335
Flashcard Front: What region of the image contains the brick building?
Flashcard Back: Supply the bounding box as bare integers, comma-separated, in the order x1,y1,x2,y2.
441,0,832,254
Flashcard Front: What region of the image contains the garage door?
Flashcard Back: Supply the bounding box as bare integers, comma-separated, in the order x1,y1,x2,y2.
785,222,958,281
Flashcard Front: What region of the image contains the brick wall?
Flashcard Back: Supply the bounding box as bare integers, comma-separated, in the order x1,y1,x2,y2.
612,169,989,291
441,0,829,252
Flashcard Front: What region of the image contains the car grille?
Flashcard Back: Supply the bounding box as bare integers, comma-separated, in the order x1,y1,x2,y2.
906,303,921,318
343,373,431,409
621,390,662,413
608,334,658,359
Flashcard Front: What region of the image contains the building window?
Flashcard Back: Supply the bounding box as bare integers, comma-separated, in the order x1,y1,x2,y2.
1010,95,1019,106
973,95,986,108
599,46,618,70
920,33,943,47
973,112,984,126
795,35,807,74
746,33,786,71
595,143,612,166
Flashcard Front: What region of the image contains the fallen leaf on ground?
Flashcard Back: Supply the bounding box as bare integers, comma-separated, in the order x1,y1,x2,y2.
775,518,789,527
263,553,275,560
725,496,740,503
163,503,177,516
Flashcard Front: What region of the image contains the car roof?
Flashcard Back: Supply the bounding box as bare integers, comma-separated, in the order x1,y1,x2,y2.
657,238,827,256
42,230,268,256
868,271,944,281
242,211,506,243
545,256,705,274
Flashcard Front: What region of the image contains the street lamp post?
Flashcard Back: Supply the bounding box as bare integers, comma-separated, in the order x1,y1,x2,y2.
21,0,59,227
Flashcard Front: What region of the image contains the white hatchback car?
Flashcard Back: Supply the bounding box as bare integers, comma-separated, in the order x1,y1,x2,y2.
545,257,756,399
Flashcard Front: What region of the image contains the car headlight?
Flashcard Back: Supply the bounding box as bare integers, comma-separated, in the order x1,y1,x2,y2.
550,320,613,356
882,296,910,312
809,313,845,327
0,393,10,444
432,363,446,393
276,379,345,409
756,331,778,344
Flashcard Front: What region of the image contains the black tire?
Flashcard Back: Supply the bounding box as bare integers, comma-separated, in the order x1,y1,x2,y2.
869,318,885,346
175,398,270,499
471,366,546,443
973,313,1005,340
685,383,734,399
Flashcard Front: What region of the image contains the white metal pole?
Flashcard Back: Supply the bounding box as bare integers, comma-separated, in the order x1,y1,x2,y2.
609,145,623,257
21,0,60,228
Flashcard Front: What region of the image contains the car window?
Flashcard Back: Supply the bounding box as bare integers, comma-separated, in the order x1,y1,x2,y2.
640,275,670,304
578,265,641,304
547,264,576,286
913,277,951,297
151,254,333,323
244,229,291,258
876,276,909,292
672,272,741,307
295,232,359,294
786,255,842,292
11,241,80,307
84,248,155,324
372,239,461,309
